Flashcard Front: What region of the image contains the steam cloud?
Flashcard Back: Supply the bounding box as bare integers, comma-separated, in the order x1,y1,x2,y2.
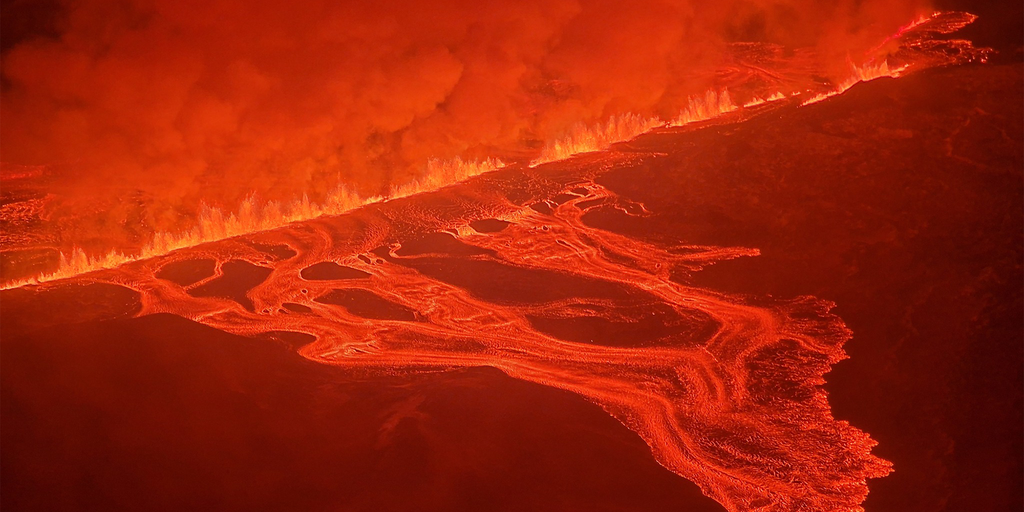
1,0,929,251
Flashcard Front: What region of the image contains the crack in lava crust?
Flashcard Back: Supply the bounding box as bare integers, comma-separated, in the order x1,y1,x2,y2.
82,154,888,511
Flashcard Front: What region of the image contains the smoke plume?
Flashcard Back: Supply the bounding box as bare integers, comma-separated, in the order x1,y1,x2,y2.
1,0,930,258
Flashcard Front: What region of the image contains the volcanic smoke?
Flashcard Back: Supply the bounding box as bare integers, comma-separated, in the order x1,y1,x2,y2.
1,3,1013,512
0,0,956,284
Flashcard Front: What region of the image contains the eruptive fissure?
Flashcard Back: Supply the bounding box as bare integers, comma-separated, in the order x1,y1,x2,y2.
0,7,999,512
0,10,987,288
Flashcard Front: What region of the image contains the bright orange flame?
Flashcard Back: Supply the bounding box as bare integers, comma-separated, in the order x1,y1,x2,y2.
531,88,739,166
671,89,737,126
2,157,502,289
0,69,901,291
531,113,665,166
743,92,788,108
801,61,908,106
865,11,940,55
1,11,987,290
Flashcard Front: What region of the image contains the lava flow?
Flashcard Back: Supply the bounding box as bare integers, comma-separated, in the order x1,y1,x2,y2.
49,150,883,511
1,5,1012,512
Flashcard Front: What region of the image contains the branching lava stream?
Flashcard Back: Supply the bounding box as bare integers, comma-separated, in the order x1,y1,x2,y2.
1,6,1016,512
65,151,886,511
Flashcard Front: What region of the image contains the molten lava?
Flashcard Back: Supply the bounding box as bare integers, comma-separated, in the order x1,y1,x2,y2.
35,156,889,511
0,7,1005,512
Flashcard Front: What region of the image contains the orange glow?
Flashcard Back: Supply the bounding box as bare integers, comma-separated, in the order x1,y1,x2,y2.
671,89,737,126
865,11,978,56
0,7,1000,511
531,113,665,166
742,92,787,108
53,171,891,510
530,88,740,166
1,0,951,287
2,10,988,289
801,61,908,106
2,157,502,289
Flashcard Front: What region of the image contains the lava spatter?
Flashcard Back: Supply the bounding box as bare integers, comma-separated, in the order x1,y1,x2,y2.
62,152,889,511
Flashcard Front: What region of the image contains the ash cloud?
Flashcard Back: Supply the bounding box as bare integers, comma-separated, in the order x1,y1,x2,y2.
1,0,929,243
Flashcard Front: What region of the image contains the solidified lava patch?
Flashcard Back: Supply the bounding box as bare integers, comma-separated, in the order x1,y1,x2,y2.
253,330,318,350
188,260,273,311
281,302,313,313
67,153,888,511
314,288,419,322
300,262,371,281
0,282,142,337
524,301,720,348
247,242,298,261
156,259,217,287
469,218,511,233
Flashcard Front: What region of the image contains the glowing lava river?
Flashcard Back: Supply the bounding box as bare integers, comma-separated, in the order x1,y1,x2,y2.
3,10,1019,512
6,129,888,511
